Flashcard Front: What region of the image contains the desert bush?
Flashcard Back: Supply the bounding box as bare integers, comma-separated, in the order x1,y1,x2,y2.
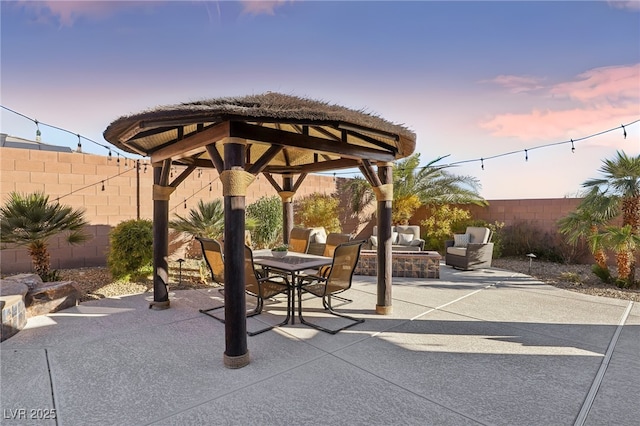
501,220,565,262
108,219,153,279
420,205,471,251
246,196,282,249
296,193,342,233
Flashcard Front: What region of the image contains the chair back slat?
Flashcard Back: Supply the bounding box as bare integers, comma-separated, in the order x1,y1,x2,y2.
326,241,363,293
244,245,260,296
289,227,312,253
323,233,351,258
197,237,224,285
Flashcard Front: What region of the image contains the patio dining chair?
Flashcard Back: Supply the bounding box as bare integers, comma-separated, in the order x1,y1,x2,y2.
297,240,365,334
197,238,291,336
289,227,312,254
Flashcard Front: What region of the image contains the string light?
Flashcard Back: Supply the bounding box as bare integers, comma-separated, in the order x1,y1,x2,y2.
480,158,484,170
76,134,82,153
198,168,202,178
1,105,134,162
101,181,105,191
524,149,528,162
108,149,112,160
144,163,148,173
209,182,212,192
116,153,121,167
571,139,575,153
184,199,187,209
35,120,41,142
622,124,627,139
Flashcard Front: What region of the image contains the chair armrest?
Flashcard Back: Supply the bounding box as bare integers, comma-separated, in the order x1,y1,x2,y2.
445,240,454,249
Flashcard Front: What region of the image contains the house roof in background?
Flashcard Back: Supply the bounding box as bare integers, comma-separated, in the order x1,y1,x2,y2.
0,133,73,153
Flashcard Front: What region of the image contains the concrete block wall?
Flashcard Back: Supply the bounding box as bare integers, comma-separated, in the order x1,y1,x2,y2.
0,147,337,274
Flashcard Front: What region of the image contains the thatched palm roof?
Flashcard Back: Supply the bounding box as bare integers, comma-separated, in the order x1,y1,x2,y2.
103,92,416,174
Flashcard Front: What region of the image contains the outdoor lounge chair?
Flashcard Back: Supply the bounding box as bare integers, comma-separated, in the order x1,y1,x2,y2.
298,240,365,334
444,227,494,270
197,238,291,336
289,227,312,253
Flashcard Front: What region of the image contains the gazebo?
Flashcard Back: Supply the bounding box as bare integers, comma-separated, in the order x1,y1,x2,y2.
104,93,416,368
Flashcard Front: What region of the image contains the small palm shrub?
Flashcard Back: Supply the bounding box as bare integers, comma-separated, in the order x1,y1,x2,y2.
108,219,153,279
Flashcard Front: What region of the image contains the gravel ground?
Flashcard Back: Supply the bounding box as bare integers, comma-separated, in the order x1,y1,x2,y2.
57,257,640,304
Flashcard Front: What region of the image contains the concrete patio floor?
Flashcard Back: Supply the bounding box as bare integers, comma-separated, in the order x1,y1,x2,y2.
1,265,638,425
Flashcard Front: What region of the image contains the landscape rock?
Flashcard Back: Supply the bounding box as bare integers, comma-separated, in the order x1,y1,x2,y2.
25,281,80,317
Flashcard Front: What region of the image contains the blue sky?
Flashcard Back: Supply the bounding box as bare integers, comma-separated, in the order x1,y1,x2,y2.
1,0,639,199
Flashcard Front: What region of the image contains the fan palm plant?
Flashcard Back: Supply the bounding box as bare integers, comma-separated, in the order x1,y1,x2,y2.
581,151,640,287
597,225,640,287
344,153,487,224
0,191,89,280
169,199,225,239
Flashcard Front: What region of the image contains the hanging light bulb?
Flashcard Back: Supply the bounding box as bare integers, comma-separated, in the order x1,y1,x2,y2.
571,139,575,153
143,163,148,173
209,182,212,192
184,199,187,209
116,153,121,167
622,124,627,139
76,134,82,153
108,149,112,160
481,158,484,170
101,181,105,191
35,120,42,142
525,149,528,162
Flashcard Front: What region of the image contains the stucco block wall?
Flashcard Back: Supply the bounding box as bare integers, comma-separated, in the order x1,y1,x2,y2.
1,147,337,274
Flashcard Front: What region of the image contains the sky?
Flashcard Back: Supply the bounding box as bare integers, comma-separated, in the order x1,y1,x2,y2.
1,0,639,200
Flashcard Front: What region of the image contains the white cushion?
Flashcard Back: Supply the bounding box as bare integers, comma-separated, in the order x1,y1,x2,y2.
466,227,491,244
453,233,470,247
370,236,378,247
398,233,414,245
391,232,399,244
409,239,423,247
447,246,467,256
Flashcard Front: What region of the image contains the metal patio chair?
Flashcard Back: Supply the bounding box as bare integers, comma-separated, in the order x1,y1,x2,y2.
198,238,291,336
298,240,365,334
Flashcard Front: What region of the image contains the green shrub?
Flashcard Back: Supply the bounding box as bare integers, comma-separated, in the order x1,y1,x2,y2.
108,219,153,279
246,196,282,249
501,220,564,262
420,205,471,251
296,193,342,233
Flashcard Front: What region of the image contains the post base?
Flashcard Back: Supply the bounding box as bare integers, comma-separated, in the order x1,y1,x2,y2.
149,300,170,310
376,304,393,315
224,351,250,369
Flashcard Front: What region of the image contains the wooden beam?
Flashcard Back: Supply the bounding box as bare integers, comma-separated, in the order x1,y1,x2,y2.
170,163,197,188
247,144,283,175
229,121,396,163
262,172,282,192
150,122,230,164
292,173,308,193
159,159,171,186
206,144,225,174
359,159,382,187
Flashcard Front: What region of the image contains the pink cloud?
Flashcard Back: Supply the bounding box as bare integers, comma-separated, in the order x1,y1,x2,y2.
17,1,161,27
483,74,545,93
608,1,640,11
240,0,292,16
479,64,640,142
549,64,640,103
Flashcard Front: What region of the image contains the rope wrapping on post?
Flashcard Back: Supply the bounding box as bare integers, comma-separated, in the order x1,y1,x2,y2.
278,191,296,203
373,183,393,201
153,184,175,201
220,169,255,196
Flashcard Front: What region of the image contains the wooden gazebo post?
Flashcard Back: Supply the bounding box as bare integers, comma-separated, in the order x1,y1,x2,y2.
219,137,254,368
281,173,294,245
375,162,394,314
149,160,173,310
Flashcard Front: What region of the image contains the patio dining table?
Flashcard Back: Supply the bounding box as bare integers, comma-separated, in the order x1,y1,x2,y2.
253,250,332,325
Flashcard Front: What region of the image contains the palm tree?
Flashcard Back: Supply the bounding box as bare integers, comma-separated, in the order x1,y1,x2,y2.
169,199,225,239
581,151,640,286
344,153,487,223
598,225,640,287
558,188,611,271
0,191,89,280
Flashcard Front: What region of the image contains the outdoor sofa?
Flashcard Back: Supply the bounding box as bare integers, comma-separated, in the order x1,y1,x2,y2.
368,225,425,251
